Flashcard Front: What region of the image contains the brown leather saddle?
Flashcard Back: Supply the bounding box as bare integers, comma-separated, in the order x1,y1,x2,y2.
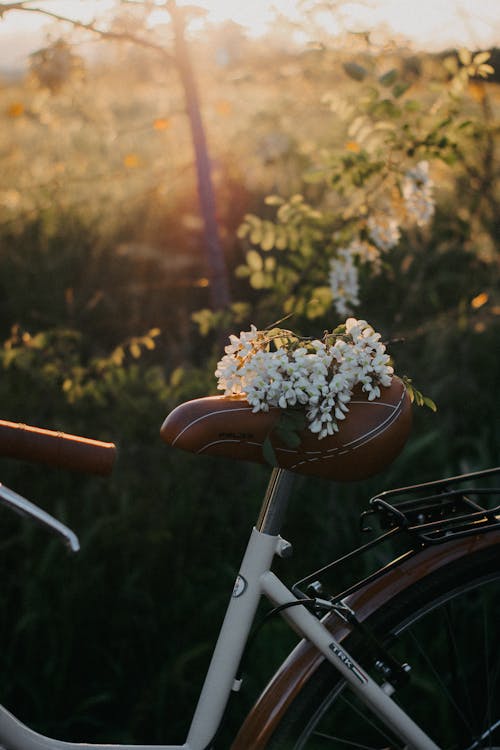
160,377,412,482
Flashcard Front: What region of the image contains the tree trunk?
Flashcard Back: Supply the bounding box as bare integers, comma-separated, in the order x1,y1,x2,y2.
168,0,231,310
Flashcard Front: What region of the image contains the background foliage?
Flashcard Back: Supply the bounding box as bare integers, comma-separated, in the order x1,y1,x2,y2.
0,2,499,743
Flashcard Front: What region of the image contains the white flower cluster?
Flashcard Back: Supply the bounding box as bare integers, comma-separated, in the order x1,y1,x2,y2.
328,249,360,317
215,318,394,439
367,214,401,252
329,240,381,317
348,238,382,268
328,162,434,315
402,160,435,227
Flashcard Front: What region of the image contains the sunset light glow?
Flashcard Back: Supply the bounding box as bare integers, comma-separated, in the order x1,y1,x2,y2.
0,0,499,67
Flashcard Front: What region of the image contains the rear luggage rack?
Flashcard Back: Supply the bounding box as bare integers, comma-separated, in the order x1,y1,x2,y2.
363,464,500,542
292,466,500,604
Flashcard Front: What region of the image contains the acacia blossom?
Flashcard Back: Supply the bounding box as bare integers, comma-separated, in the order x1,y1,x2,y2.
367,214,401,252
328,249,360,317
215,318,394,439
402,160,435,227
329,238,383,316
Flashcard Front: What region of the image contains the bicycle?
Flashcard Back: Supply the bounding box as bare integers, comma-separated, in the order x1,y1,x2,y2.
0,376,498,750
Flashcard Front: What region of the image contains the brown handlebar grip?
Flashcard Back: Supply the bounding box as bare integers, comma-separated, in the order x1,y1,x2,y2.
0,420,117,476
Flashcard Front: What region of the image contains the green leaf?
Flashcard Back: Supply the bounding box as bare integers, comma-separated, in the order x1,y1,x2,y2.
379,69,398,87
343,62,368,81
250,270,271,289
234,264,250,278
250,225,263,244
276,428,302,449
262,436,278,467
440,152,458,166
373,99,401,119
392,82,410,98
275,225,288,250
306,286,332,319
264,194,284,206
283,409,306,430
229,302,251,322
473,51,491,65
443,55,458,75
246,249,263,271
423,396,438,412
298,238,313,258
404,100,420,112
260,222,276,251
458,48,472,66
236,222,250,239
477,64,494,78
170,367,184,387
303,168,328,184
111,347,125,366
273,410,306,450
191,308,217,335
277,203,292,223
403,377,437,412
287,226,300,249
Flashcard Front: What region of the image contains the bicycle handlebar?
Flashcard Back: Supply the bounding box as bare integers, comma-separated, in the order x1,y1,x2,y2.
0,420,117,476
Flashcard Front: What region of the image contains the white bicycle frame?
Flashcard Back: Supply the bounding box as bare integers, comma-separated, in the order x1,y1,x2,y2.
0,469,440,750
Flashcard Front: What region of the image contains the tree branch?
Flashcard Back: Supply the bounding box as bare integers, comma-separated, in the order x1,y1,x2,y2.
0,2,173,60
0,1,33,14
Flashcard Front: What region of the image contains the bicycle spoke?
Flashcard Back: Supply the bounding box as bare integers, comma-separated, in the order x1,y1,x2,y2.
443,604,477,737
395,580,500,748
312,730,389,749
465,719,500,750
404,623,475,737
479,596,500,741
442,601,476,737
313,690,400,749
481,598,492,740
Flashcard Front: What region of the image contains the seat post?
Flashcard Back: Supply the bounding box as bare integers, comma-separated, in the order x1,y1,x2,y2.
256,468,295,536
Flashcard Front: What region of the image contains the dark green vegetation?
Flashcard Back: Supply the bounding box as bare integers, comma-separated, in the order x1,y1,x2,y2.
0,12,499,743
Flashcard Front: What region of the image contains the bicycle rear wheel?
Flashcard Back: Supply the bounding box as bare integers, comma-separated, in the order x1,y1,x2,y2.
265,541,500,749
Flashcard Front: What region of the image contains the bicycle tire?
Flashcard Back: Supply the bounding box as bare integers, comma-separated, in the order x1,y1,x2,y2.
262,541,500,749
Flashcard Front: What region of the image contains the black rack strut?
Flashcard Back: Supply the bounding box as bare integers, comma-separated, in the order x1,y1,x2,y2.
292,465,500,607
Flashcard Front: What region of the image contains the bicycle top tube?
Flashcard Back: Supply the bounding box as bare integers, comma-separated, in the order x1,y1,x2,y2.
160,376,412,482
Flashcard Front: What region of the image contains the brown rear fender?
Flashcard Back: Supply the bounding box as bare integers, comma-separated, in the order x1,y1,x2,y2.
231,529,500,749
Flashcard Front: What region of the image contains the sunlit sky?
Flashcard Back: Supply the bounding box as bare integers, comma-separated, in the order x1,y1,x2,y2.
0,0,499,69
